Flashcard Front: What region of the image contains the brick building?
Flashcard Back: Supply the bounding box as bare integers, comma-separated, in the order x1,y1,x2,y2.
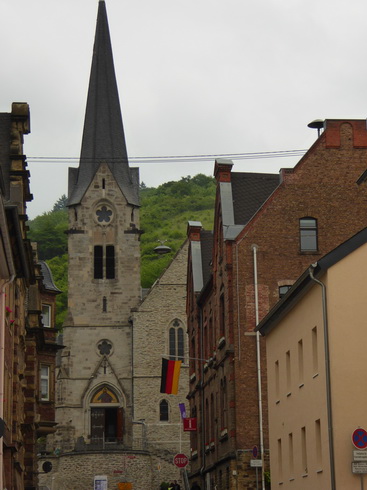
0,103,60,489
187,120,367,489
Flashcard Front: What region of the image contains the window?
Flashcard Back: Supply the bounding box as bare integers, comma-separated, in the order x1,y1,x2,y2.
279,285,292,298
312,327,318,375
160,399,169,421
298,339,304,386
94,245,115,279
286,350,291,394
41,304,51,328
169,319,184,362
300,217,318,252
219,294,225,338
40,365,50,401
301,426,308,474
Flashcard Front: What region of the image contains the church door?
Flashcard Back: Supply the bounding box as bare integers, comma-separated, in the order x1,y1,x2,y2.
91,408,105,443
91,407,124,443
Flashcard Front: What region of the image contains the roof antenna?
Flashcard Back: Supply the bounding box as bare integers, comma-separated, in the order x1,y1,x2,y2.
307,119,324,137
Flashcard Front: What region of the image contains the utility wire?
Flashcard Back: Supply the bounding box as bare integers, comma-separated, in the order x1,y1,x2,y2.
27,149,307,165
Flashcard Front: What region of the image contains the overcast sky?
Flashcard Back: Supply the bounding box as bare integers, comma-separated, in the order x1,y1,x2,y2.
2,0,367,218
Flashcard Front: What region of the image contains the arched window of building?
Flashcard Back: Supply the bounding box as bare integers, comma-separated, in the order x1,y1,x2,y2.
160,399,169,422
169,319,185,362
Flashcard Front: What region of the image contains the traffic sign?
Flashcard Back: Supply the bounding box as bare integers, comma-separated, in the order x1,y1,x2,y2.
252,446,258,459
174,453,189,468
352,428,367,449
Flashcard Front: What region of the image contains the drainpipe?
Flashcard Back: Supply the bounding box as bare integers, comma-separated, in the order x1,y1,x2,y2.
308,265,336,490
0,274,15,490
252,245,265,490
198,305,206,488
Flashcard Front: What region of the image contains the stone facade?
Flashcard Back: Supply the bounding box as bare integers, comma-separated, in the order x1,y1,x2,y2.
132,242,190,487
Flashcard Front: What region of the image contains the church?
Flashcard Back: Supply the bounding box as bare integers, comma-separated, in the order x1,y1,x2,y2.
39,2,189,488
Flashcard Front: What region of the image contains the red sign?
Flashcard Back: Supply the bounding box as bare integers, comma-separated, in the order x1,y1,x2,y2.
174,453,189,468
183,417,197,432
352,428,367,449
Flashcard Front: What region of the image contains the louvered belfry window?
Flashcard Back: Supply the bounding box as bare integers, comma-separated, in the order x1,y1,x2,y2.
94,245,115,279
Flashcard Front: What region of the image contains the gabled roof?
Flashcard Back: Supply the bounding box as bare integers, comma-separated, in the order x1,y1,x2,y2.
257,226,367,336
231,172,280,225
68,0,139,207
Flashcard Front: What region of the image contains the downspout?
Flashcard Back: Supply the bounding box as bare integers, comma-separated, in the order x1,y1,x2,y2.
0,274,15,490
252,245,265,490
199,305,206,487
309,265,336,490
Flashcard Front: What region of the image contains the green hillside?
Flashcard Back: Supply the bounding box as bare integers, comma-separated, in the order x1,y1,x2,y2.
28,174,215,329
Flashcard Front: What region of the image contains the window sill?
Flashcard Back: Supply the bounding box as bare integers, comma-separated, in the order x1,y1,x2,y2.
316,469,323,474
276,399,280,405
286,392,292,397
313,373,319,379
299,383,304,388
302,473,308,478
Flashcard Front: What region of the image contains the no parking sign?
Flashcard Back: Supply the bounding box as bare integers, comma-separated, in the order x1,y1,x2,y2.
352,428,367,450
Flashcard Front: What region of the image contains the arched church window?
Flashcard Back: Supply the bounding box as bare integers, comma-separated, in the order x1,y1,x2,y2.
169,319,185,362
159,399,169,422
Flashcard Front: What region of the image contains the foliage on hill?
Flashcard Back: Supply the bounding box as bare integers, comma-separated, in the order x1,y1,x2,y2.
28,174,215,329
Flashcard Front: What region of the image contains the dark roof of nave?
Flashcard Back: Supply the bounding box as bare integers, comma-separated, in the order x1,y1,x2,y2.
231,172,280,225
68,0,139,207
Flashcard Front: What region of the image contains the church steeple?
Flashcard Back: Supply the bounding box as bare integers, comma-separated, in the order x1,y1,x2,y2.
68,0,139,207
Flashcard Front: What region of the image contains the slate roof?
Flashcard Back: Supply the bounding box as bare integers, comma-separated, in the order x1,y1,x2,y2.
68,0,139,207
39,261,62,293
231,172,280,225
200,230,213,287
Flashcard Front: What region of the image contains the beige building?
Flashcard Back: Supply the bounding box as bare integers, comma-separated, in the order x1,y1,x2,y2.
258,227,367,490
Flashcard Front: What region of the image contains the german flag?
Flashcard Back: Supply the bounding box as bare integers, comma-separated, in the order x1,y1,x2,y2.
160,358,181,395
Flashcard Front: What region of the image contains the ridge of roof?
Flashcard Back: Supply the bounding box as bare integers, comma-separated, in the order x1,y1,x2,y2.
68,1,139,207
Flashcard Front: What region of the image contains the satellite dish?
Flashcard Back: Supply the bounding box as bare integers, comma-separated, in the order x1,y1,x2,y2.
154,245,172,255
42,461,53,473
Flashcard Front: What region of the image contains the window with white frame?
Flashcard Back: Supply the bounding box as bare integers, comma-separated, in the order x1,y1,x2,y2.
41,304,51,328
40,365,50,401
169,319,185,362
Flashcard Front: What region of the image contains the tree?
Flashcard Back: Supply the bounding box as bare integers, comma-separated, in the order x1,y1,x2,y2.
52,194,68,212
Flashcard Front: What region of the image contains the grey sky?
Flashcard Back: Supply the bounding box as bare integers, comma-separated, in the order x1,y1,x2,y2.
2,0,367,218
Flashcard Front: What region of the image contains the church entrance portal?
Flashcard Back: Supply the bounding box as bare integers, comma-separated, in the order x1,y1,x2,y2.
90,386,123,443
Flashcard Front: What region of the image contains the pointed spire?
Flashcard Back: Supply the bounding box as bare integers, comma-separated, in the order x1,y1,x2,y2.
68,0,139,206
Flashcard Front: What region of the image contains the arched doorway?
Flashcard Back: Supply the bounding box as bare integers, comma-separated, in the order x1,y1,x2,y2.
90,385,124,444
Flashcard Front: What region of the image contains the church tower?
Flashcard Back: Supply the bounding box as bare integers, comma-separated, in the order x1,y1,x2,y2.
55,0,141,472
40,3,190,488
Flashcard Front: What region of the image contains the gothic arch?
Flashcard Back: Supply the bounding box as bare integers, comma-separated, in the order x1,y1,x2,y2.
86,383,126,443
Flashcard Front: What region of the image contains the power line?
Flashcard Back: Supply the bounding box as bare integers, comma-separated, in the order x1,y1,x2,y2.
27,149,307,165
